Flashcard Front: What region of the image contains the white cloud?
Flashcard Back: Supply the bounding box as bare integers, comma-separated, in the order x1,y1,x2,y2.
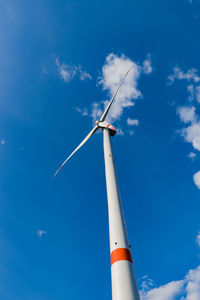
96,53,152,123
140,231,200,300
129,130,134,136
184,266,200,300
141,280,184,300
169,66,200,188
37,229,47,238
168,67,200,104
193,171,200,189
140,232,200,299
55,58,92,83
168,67,200,85
72,53,152,135
127,118,139,126
1,139,6,145
97,53,141,123
182,123,200,151
186,84,200,104
196,231,200,248
143,56,153,74
177,106,196,124
140,267,200,300
176,105,200,155
177,106,200,154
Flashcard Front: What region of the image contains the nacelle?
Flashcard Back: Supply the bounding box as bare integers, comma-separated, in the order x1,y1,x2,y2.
97,121,117,136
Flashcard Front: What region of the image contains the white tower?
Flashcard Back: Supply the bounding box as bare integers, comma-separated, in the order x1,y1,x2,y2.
104,129,140,300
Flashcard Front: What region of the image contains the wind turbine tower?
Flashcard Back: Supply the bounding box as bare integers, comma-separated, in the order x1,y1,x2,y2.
54,68,141,300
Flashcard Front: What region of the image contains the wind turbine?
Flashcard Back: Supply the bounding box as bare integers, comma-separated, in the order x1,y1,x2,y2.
53,67,141,300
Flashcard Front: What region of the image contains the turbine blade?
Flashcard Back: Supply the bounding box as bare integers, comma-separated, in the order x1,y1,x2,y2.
100,65,133,122
53,125,99,178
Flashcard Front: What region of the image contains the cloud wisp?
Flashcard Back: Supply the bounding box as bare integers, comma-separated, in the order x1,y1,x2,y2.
142,55,153,74
127,118,139,126
196,231,200,247
55,58,92,83
1,139,6,145
168,67,200,103
73,107,88,116
37,229,47,238
188,152,196,160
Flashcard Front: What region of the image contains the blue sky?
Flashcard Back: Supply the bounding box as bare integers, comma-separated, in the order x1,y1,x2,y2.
1,0,200,299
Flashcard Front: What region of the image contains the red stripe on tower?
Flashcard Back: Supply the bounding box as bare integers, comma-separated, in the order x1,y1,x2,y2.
110,248,133,266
